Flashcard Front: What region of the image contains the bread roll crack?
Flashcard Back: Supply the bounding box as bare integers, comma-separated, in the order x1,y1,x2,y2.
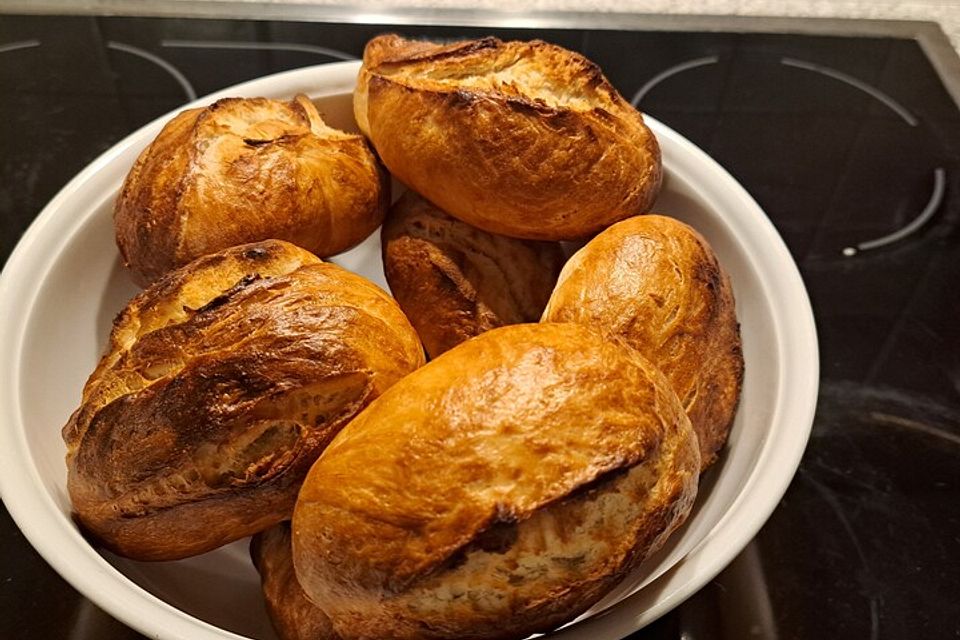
355,34,662,240
64,241,424,560
293,323,699,639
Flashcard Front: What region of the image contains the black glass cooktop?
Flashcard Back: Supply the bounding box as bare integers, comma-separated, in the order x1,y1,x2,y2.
1,12,959,640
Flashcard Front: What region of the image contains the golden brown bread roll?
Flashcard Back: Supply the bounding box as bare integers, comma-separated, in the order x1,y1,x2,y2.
252,523,340,640
292,323,699,640
115,94,389,285
542,215,744,470
381,190,566,357
63,240,424,560
354,34,661,240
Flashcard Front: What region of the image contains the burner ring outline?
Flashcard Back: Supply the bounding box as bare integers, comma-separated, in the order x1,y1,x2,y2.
0,40,40,55
160,40,357,62
843,167,947,256
632,53,943,256
106,41,197,102
780,57,918,126
630,55,720,107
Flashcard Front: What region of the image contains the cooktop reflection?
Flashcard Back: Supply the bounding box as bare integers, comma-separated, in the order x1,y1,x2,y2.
1,12,958,640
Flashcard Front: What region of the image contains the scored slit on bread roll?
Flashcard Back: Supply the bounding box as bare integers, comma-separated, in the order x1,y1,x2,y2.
382,190,566,357
252,523,340,640
115,94,389,285
543,215,744,470
293,322,699,640
354,34,662,241
63,240,424,560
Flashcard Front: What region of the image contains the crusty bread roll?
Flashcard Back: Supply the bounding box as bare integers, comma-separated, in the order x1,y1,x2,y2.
354,35,661,240
382,190,565,357
252,523,340,640
115,94,388,285
293,323,699,640
63,240,424,560
542,215,744,470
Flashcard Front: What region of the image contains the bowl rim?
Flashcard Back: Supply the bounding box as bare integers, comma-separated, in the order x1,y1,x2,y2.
0,59,818,640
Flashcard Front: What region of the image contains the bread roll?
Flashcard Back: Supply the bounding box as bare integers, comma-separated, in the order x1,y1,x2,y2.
354,34,661,240
293,323,699,640
382,190,565,357
115,94,388,285
542,215,743,470
63,240,424,560
252,523,340,640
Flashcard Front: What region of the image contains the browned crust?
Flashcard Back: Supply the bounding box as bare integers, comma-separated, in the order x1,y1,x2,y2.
251,523,341,640
63,240,424,560
364,34,501,67
114,95,389,286
353,34,661,241
381,190,566,357
401,456,697,640
292,322,699,639
543,214,745,470
114,108,199,284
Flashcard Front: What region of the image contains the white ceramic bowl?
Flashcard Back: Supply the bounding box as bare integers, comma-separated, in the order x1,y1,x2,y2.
0,61,818,640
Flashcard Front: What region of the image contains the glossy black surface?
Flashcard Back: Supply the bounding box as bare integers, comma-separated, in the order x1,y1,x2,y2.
1,14,958,640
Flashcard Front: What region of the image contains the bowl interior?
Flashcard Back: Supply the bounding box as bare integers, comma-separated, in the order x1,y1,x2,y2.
5,71,806,640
